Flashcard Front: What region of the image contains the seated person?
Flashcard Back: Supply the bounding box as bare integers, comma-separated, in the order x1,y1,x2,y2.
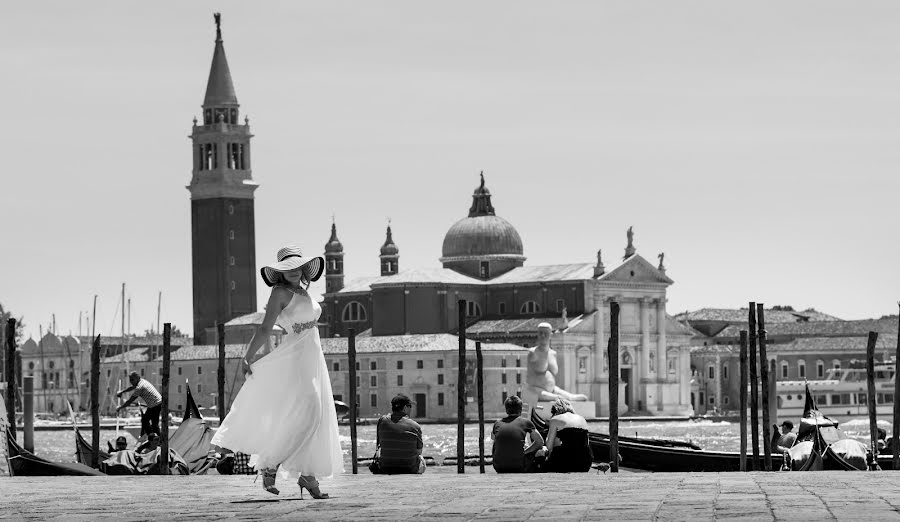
492,396,545,473
370,394,425,474
136,432,160,454
773,421,797,455
877,427,888,454
108,435,128,453
544,398,592,473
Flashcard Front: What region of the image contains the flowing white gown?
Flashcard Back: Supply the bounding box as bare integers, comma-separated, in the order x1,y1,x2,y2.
211,287,343,478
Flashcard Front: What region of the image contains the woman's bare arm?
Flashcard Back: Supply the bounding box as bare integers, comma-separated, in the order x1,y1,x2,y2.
243,286,292,373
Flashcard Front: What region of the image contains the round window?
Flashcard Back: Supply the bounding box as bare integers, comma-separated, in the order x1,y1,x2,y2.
48,360,55,369
786,394,792,400
28,362,35,370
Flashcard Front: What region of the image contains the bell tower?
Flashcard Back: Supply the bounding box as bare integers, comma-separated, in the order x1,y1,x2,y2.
188,13,258,344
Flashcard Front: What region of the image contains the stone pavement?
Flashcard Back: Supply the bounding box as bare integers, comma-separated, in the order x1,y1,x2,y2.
3,468,900,521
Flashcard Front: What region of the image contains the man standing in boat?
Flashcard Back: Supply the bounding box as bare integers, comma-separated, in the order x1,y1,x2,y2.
116,371,163,440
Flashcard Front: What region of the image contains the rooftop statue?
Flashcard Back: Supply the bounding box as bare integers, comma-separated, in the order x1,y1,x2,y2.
525,323,588,407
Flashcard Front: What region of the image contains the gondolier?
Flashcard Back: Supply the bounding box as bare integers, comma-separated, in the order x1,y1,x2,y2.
116,371,163,439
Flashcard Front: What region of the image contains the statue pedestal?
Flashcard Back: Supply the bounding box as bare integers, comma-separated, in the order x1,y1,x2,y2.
532,401,597,421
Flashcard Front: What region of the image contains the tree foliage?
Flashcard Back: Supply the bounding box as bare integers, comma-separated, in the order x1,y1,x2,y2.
0,303,25,346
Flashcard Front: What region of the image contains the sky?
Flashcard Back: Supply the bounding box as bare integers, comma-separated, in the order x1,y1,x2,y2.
2,1,899,341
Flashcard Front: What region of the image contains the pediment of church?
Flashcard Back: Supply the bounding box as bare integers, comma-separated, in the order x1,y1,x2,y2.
597,254,673,285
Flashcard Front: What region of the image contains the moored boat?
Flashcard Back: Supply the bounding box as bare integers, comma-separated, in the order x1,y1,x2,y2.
530,409,781,472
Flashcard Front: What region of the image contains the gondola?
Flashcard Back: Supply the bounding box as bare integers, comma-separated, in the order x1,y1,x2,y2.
73,384,215,474
531,408,783,472
783,384,869,471
4,427,104,477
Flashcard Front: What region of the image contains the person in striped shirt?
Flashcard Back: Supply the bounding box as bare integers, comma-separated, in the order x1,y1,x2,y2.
117,372,162,439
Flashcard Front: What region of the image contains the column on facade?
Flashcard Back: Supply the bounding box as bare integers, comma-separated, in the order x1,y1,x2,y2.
640,298,651,380
714,352,722,410
593,289,605,379
656,298,667,409
680,346,691,406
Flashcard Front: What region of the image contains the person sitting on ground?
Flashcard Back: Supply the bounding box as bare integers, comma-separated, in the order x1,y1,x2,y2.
773,421,797,455
491,395,545,473
116,371,163,440
369,394,425,474
544,398,592,473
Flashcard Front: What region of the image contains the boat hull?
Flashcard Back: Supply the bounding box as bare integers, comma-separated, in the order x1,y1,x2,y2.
588,435,784,472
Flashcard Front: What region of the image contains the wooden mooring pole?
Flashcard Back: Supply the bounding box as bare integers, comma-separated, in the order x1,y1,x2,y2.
22,376,33,453
757,304,772,471
5,318,16,440
91,335,100,468
894,304,900,471
739,330,748,472
608,301,620,473
476,341,485,474
748,303,760,470
348,328,358,475
217,323,226,420
865,331,881,470
457,299,466,474
160,323,171,475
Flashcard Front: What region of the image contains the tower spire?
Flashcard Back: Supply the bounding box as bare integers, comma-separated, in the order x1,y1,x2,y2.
380,221,399,276
204,13,238,114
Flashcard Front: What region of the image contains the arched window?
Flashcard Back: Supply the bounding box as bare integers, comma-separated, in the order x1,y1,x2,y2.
798,360,806,378
342,301,367,322
780,361,789,379
707,364,715,380
520,301,540,314
466,301,481,317
816,360,825,379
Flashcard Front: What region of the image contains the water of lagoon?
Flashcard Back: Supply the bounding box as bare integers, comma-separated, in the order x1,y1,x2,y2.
16,417,892,471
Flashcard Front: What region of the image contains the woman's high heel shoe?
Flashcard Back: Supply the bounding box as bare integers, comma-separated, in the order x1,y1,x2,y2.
260,468,279,495
297,475,329,499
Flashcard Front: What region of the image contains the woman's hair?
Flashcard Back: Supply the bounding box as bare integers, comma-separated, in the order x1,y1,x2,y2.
550,398,574,416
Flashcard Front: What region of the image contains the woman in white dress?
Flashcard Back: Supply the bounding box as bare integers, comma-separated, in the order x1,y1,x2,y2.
211,245,343,498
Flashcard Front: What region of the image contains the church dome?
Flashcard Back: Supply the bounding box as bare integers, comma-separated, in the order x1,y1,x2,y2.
440,173,525,274
441,215,523,259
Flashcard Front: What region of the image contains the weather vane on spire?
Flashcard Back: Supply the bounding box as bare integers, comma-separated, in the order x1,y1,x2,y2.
214,12,222,41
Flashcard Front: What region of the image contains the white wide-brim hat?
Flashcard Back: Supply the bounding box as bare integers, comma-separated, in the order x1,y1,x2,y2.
260,245,325,287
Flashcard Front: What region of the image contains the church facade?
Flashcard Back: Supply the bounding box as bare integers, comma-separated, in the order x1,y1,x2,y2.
320,175,695,417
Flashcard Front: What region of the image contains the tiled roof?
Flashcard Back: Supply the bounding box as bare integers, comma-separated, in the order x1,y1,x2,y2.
714,318,898,339
101,348,150,363
149,344,248,361
225,312,266,326
674,308,842,323
774,334,898,354
336,263,598,294
489,264,596,284
319,334,524,355
74,335,194,347
224,312,286,333
466,317,571,336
